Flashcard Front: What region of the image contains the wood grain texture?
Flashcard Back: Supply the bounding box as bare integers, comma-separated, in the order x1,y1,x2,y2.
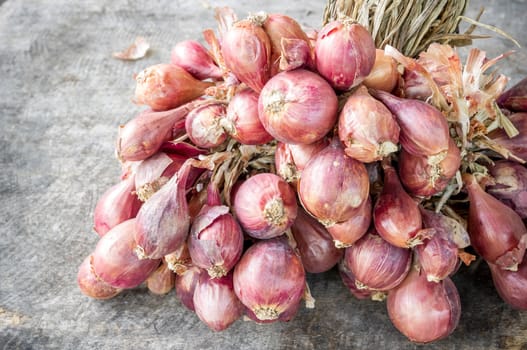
0,0,526,349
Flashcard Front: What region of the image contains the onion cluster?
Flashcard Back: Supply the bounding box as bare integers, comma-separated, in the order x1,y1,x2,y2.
78,6,527,342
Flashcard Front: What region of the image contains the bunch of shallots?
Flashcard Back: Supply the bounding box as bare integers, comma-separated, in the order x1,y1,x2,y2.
78,7,527,343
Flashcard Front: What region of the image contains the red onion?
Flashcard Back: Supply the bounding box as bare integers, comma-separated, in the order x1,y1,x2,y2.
92,219,161,289
487,160,527,218
464,173,527,271
291,207,343,273
222,88,274,145
193,273,245,331
488,260,527,310
77,255,122,299
398,137,461,197
185,101,228,148
274,139,328,184
134,160,193,260
146,260,175,295
233,173,297,239
315,20,375,90
345,230,411,291
387,266,461,343
338,259,377,300
134,63,212,111
374,165,432,248
170,40,223,80
117,100,203,161
326,196,371,248
338,85,400,163
372,90,449,162
489,113,527,162
233,237,305,322
278,38,314,72
363,49,399,92
497,77,527,112
258,69,338,144
299,138,369,226
221,19,271,93
175,265,202,311
187,205,244,278
93,175,142,237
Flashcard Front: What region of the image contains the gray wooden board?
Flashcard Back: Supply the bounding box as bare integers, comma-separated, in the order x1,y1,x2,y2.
1,0,526,349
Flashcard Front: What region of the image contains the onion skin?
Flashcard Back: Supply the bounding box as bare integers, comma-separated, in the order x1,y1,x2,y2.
146,260,175,295
464,173,527,271
326,196,371,248
338,85,400,163
77,255,122,299
274,139,328,184
223,88,274,145
93,175,142,237
193,273,245,331
345,231,411,291
170,40,223,81
420,208,471,249
487,160,527,218
175,265,202,311
363,49,399,92
258,69,338,144
387,266,461,343
185,101,228,148
291,207,343,273
414,229,459,283
233,237,305,322
92,219,161,289
299,138,370,227
233,173,298,240
221,19,271,93
488,113,527,162
315,20,376,90
134,63,211,111
497,77,527,112
488,260,527,310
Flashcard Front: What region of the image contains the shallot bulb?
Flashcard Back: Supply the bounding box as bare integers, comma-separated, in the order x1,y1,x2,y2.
488,260,527,310
464,173,527,271
489,113,527,162
222,88,274,145
398,137,461,197
175,265,202,311
233,173,297,239
193,273,245,331
92,219,161,289
372,90,449,163
315,20,376,90
387,266,461,343
299,138,369,227
258,69,338,144
338,259,377,300
77,255,122,299
497,77,527,112
221,19,271,93
291,207,343,273
170,40,223,80
134,63,212,111
338,85,400,163
487,160,527,218
146,260,175,295
374,165,432,248
274,139,328,184
420,207,470,249
233,237,305,322
326,196,371,248
344,230,411,291
134,160,193,260
93,175,142,237
185,101,228,148
362,49,399,92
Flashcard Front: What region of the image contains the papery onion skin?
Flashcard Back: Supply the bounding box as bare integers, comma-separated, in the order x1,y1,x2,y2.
291,207,343,273
299,138,369,227
92,219,161,289
414,227,459,282
134,63,211,111
487,160,527,218
387,266,461,343
221,19,271,93
326,196,371,248
258,69,338,145
275,139,328,184
193,272,245,331
185,101,228,148
233,173,298,239
146,260,175,295
170,40,223,80
488,260,527,310
77,255,122,299
488,113,527,162
345,230,411,291
233,237,305,322
464,173,527,271
363,49,399,92
315,20,376,90
338,85,400,163
175,265,202,311
420,207,471,249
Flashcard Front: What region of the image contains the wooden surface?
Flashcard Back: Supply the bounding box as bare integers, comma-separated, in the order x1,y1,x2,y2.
1,0,526,349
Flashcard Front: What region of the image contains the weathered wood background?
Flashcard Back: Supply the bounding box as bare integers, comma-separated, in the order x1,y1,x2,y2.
1,0,526,349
